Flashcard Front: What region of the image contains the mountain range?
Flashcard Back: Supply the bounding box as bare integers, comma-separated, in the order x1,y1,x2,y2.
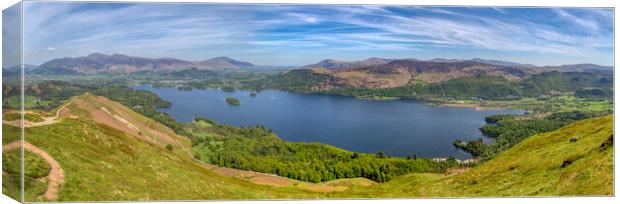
5,53,612,76
31,53,261,74
2,64,39,76
301,57,399,69
298,58,612,89
301,57,599,70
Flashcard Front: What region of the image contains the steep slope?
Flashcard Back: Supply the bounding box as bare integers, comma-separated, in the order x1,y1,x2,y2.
1,94,377,201
353,115,613,197
4,120,332,201
59,93,191,151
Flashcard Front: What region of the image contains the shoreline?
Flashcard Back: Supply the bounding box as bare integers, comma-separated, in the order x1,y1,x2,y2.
135,83,526,111
427,101,515,111
135,84,523,160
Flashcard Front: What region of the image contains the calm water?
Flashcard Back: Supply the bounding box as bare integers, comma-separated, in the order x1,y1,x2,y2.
135,85,523,159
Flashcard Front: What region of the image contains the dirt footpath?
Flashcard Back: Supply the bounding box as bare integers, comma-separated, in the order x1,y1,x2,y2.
3,141,65,201
2,97,75,128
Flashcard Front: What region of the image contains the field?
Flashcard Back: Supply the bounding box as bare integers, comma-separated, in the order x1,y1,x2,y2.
433,96,613,113
3,95,53,109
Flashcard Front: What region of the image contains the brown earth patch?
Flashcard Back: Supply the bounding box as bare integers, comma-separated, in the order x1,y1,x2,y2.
68,94,186,150
331,67,412,89
446,167,470,175
4,93,371,194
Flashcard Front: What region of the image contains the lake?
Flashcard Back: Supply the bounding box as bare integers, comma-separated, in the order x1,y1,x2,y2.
135,85,524,159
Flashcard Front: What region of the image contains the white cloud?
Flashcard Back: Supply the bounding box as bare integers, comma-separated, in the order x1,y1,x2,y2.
552,8,600,31
20,3,613,66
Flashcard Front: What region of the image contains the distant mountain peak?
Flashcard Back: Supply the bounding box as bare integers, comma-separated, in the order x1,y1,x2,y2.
34,53,260,75
199,56,254,68
317,59,342,63
87,53,108,58
302,58,396,69
211,56,233,60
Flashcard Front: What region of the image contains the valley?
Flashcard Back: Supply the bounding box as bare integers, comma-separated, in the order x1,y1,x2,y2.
135,85,523,159
1,2,616,202
1,53,614,201
1,93,613,200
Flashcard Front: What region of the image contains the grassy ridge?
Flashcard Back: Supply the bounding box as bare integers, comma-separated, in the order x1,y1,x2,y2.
454,110,611,159
2,119,331,201
346,115,613,197
2,95,613,200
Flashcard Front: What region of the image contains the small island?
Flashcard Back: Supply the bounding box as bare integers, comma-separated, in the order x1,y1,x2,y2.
250,92,257,97
177,86,193,91
225,97,240,105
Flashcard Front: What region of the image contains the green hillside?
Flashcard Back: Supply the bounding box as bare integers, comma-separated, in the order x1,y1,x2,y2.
346,115,613,197
2,94,613,201
1,94,330,201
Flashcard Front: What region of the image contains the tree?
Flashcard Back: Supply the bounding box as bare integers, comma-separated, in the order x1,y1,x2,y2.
166,144,173,151
375,151,385,158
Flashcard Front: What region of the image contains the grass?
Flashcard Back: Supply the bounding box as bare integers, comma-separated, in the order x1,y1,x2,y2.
3,111,45,122
2,94,613,200
340,115,613,197
2,94,331,201
434,96,613,113
3,120,330,201
2,150,51,202
2,95,53,109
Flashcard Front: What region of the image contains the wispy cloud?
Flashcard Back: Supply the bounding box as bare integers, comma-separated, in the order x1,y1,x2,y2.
552,8,599,30
20,3,613,66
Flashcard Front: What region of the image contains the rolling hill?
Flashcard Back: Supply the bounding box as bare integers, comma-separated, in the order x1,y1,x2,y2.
194,56,255,69
294,58,613,90
354,115,614,197
305,59,537,89
1,94,376,201
2,94,613,201
33,53,258,74
2,64,39,76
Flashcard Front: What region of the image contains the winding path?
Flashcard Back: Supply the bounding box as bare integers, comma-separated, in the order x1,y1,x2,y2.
2,98,74,200
3,141,65,201
2,95,345,194
2,96,75,127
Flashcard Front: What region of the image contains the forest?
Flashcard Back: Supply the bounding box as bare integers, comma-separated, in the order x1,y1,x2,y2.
453,110,612,159
316,72,613,101
2,69,613,183
187,118,458,183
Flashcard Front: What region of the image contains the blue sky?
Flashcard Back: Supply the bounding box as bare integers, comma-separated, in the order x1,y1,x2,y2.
15,2,614,66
